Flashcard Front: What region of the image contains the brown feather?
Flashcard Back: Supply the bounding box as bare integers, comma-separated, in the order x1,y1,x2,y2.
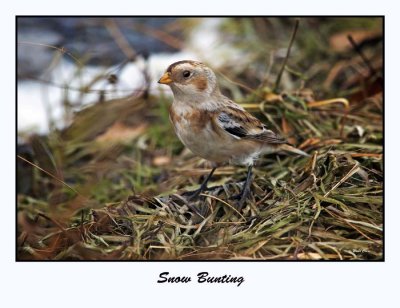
167,60,202,73
186,109,209,133
216,107,286,144
192,75,208,91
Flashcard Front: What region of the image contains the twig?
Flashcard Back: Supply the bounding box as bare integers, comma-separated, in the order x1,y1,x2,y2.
347,34,377,77
36,213,66,232
273,19,300,93
200,193,246,221
217,70,257,94
132,23,183,50
324,163,360,198
17,155,84,198
18,41,83,67
20,75,148,95
105,19,137,60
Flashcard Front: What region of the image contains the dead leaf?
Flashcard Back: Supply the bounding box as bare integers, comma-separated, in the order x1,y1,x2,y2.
96,122,147,143
298,138,321,149
307,98,349,109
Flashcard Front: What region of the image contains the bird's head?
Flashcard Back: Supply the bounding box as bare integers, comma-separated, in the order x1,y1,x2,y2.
158,60,219,100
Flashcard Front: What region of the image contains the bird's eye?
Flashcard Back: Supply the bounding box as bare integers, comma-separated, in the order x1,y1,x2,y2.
182,70,191,78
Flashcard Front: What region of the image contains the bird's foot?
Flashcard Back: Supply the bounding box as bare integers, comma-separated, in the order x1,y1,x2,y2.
236,192,250,210
229,165,253,211
229,184,252,210
182,166,217,202
236,189,251,211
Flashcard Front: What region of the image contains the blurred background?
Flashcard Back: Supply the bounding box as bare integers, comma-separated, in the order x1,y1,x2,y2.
17,17,383,260
18,17,382,134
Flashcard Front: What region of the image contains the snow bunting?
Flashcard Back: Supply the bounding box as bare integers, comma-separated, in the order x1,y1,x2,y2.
158,60,308,208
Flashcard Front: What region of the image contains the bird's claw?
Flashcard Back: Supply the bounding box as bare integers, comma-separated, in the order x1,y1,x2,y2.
230,186,252,210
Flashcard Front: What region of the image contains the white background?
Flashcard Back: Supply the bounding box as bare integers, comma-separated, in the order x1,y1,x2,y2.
2,1,396,307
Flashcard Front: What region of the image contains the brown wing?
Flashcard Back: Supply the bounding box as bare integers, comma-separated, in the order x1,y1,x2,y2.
216,107,286,144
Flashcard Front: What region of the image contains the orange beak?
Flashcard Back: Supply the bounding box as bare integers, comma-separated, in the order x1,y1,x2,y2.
158,72,173,84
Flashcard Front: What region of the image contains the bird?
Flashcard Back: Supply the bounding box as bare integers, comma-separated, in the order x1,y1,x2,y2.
158,60,308,209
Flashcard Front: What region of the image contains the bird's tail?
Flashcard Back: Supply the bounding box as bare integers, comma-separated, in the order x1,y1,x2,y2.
279,144,310,157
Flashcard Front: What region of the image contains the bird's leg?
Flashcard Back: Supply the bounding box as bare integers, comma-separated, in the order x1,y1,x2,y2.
184,166,217,200
235,165,253,210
